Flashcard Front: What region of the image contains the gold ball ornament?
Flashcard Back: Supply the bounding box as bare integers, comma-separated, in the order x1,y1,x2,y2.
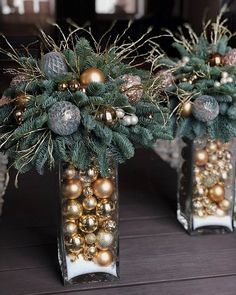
95,250,113,267
64,220,78,235
195,208,207,217
58,82,68,91
15,93,31,107
79,214,98,233
209,53,223,66
205,202,218,215
65,234,84,252
195,150,208,166
62,199,83,219
79,167,99,183
14,108,24,124
96,230,114,250
219,199,231,211
83,196,98,211
180,101,192,117
208,184,225,203
69,79,80,92
80,68,105,87
85,233,97,245
96,199,115,218
96,106,118,126
93,178,115,199
62,179,83,199
206,141,218,153
83,186,94,197
63,164,77,180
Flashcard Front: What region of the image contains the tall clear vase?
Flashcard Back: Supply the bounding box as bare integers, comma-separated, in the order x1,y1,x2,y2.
177,137,236,234
58,158,119,285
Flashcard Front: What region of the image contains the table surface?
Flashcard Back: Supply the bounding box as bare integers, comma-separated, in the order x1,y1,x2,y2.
0,149,236,295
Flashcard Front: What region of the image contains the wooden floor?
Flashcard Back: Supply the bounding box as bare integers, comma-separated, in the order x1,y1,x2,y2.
1,149,236,295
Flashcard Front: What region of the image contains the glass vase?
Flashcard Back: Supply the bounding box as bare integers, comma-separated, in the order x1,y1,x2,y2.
58,158,119,285
177,137,236,234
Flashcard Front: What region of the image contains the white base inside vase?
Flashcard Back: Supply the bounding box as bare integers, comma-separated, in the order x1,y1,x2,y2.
66,254,118,280
193,215,233,231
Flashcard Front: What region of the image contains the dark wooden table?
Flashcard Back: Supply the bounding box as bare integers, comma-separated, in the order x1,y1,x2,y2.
0,149,236,295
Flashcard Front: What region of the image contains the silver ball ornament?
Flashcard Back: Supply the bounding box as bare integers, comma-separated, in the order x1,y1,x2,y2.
116,108,125,119
122,115,132,126
130,114,138,125
192,95,219,122
48,101,81,136
41,52,68,79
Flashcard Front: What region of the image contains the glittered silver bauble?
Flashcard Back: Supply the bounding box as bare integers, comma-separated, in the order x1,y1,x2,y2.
223,49,236,66
156,69,174,90
192,95,219,122
120,74,143,104
96,230,114,250
41,52,68,79
10,74,27,87
48,101,80,135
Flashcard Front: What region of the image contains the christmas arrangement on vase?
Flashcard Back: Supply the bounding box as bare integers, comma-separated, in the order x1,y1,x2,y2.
0,25,171,284
151,6,236,233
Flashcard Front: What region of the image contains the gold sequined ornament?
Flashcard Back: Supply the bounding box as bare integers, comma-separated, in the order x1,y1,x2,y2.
95,250,113,266
93,178,115,199
62,179,83,199
83,186,94,197
96,230,114,250
62,200,83,219
84,245,98,260
96,106,118,126
85,233,97,245
64,220,78,235
83,196,97,210
101,218,117,232
65,234,84,252
79,167,99,183
79,215,98,233
80,68,105,87
96,199,115,218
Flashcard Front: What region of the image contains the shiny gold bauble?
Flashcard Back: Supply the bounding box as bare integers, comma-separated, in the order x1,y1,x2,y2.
195,150,208,166
219,199,231,211
85,233,97,245
95,250,113,266
14,108,24,124
63,164,77,180
80,68,105,86
96,106,118,126
79,167,99,183
96,199,115,217
62,199,83,219
84,245,98,260
209,154,218,164
209,53,223,66
15,93,31,107
93,178,115,199
101,218,117,232
65,233,84,252
63,220,78,235
83,186,94,197
62,179,83,199
58,82,68,91
96,230,114,250
206,141,218,153
79,214,98,233
69,79,80,92
208,184,225,203
83,196,97,210
180,101,192,117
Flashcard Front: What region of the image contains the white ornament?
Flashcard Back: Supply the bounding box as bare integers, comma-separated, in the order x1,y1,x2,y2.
220,77,228,84
214,81,221,87
116,108,125,119
227,77,233,83
130,114,139,125
122,115,132,126
182,56,190,63
221,72,229,78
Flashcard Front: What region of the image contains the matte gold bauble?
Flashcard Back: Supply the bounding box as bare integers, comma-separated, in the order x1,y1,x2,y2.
80,68,105,86
195,150,208,166
65,233,84,252
83,186,94,197
96,199,115,217
83,196,97,210
208,184,225,203
95,250,113,266
96,230,114,250
209,53,223,66
63,164,77,180
15,93,31,107
64,220,78,235
69,79,80,92
62,179,83,199
96,106,118,126
93,178,115,199
85,233,97,245
14,108,24,124
58,82,68,91
84,245,98,260
79,167,99,183
219,199,231,211
79,214,98,233
62,199,83,219
180,101,192,117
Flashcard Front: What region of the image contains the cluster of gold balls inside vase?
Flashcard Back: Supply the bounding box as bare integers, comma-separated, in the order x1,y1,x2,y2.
62,162,117,268
193,140,233,218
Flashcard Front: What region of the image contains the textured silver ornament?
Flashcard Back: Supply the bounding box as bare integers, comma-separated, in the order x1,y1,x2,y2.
156,69,174,90
48,101,80,136
96,230,114,250
120,74,143,104
192,95,219,122
41,52,68,79
10,74,27,87
223,49,236,66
